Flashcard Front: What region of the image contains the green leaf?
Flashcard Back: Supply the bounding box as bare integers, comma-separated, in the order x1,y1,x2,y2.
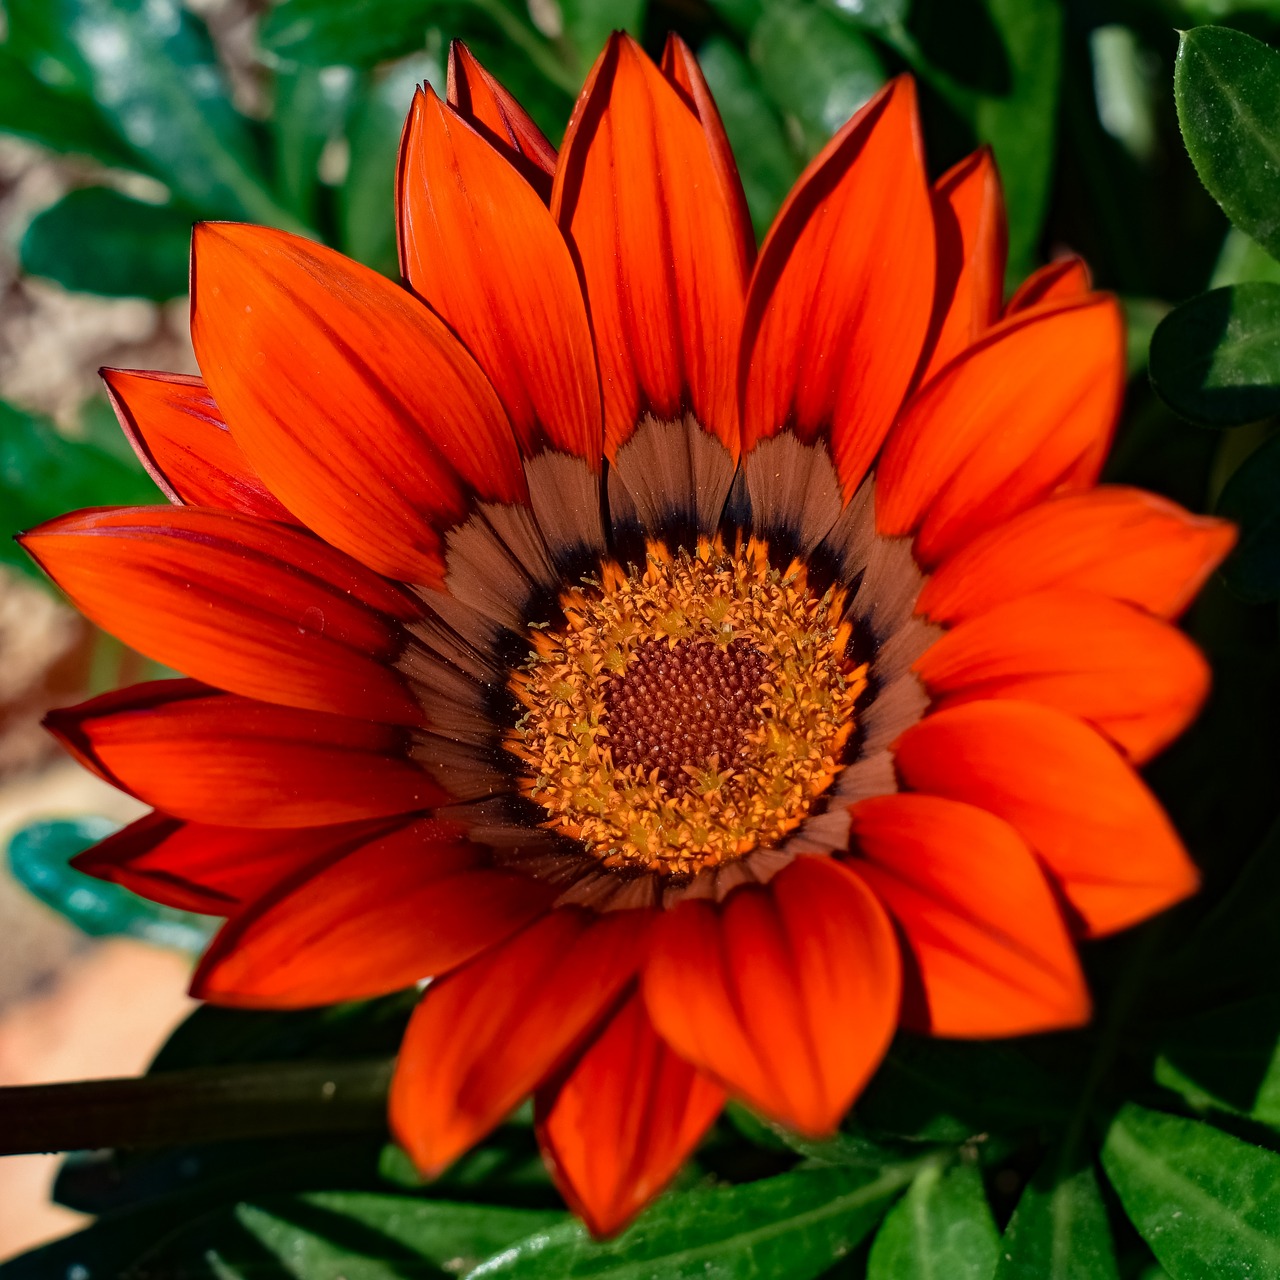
1216,430,1280,600
467,1163,927,1279
996,1155,1120,1280
1,398,159,582
341,50,444,274
829,0,912,30
272,64,359,224
1212,227,1280,287
0,46,136,165
867,1163,999,1280
696,37,800,239
7,817,215,950
750,2,885,159
25,0,302,227
20,187,193,300
249,1194,563,1275
262,0,437,70
1176,26,1280,265
1157,997,1280,1127
557,0,642,72
1102,1103,1280,1279
1149,284,1280,427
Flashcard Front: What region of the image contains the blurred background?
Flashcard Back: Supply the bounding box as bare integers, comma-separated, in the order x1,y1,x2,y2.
2,0,1280,1261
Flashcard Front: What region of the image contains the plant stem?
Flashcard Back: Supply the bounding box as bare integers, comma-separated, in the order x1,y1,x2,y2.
0,1058,393,1155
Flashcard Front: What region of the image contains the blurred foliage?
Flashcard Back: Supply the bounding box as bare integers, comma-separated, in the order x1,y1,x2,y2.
5,0,1280,1277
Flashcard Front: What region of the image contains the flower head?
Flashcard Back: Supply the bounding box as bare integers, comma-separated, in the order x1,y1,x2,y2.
23,33,1234,1237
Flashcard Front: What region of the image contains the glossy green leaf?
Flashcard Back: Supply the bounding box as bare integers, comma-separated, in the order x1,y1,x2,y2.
750,3,885,159
23,0,300,227
341,50,444,275
1157,996,1280,1127
1216,430,1280,600
696,37,799,239
272,64,360,224
1102,1104,1280,1279
1212,227,1280,288
0,46,136,165
7,818,215,950
20,187,193,300
468,1163,926,1279
262,0,439,69
1149,284,1280,427
867,1163,999,1280
996,1155,1120,1280
1176,26,1280,265
830,0,912,29
1,398,159,582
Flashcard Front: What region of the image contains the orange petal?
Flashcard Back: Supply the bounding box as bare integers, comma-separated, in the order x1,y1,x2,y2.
397,88,601,465
536,991,726,1238
919,486,1237,626
1006,255,1092,314
192,818,553,1008
915,148,1007,387
643,855,900,1136
739,76,934,496
102,368,295,523
45,680,442,828
660,34,754,278
552,33,748,456
915,590,1211,763
876,294,1126,565
190,222,525,588
390,906,651,1177
893,700,1200,937
21,505,426,726
847,794,1090,1037
72,813,399,916
447,40,557,199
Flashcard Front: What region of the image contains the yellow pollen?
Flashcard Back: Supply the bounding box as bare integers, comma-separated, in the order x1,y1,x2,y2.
505,537,867,878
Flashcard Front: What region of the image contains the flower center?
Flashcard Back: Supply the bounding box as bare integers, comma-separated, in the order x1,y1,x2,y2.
505,537,867,879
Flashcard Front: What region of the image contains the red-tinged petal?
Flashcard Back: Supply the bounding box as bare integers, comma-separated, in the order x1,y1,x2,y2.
45,680,442,828
447,40,557,198
660,34,754,278
876,295,1126,565
918,486,1238,625
915,590,1211,763
537,991,726,1239
22,506,426,727
552,33,748,456
643,855,900,1136
916,148,1007,386
739,76,935,496
190,223,525,588
893,700,1200,937
390,906,652,1176
397,88,601,465
193,818,554,1008
1006,255,1092,314
72,813,399,916
847,794,1090,1037
102,368,295,523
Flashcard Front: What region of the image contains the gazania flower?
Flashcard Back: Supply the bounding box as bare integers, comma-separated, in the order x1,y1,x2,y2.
23,34,1233,1237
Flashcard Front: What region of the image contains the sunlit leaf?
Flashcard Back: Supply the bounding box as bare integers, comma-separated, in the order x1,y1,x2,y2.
1102,1104,1280,1279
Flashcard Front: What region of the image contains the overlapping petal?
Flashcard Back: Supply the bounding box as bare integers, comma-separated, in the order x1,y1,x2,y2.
876,295,1125,565
190,223,525,588
102,368,294,522
644,854,900,1135
537,992,726,1239
917,486,1237,624
915,590,1211,762
1006,255,1092,314
893,700,1200,937
848,794,1090,1037
46,680,441,828
390,907,651,1177
553,32,750,455
739,76,935,495
22,505,427,726
192,818,554,1007
397,87,601,465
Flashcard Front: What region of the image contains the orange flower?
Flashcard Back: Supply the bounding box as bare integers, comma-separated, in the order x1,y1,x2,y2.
22,35,1234,1237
